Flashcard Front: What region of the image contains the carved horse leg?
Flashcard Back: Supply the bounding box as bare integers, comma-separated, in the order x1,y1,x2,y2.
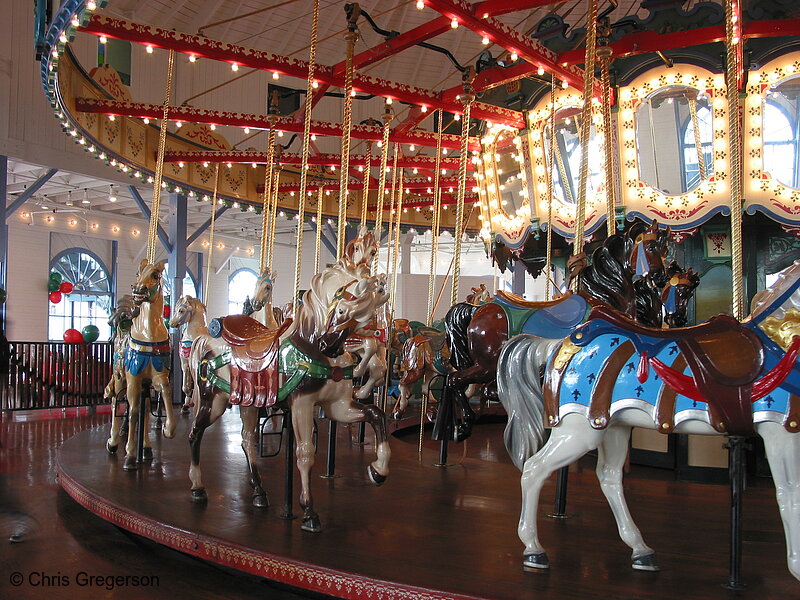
759,421,800,580
240,405,269,507
354,354,386,401
188,384,228,502
519,414,602,569
596,424,657,571
291,398,320,532
123,375,143,471
151,369,176,439
105,378,125,454
325,396,391,485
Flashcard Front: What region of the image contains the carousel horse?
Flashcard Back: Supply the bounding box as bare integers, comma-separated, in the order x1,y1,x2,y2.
345,278,391,401
465,284,491,305
243,268,283,327
393,325,451,420
443,222,685,441
103,296,138,443
662,265,700,328
187,269,391,532
168,295,208,411
496,259,800,579
105,260,177,470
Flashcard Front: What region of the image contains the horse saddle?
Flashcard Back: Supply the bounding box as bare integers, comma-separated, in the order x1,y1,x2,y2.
416,326,447,352
494,291,589,339
574,305,765,435
220,315,291,408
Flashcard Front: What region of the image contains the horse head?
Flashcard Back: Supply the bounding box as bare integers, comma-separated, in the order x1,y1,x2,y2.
342,227,378,277
318,279,372,358
251,269,276,310
169,295,205,329
628,220,671,287
132,259,166,306
108,295,139,335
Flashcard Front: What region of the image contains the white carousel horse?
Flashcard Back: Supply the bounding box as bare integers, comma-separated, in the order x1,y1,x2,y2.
168,295,208,411
187,267,391,532
345,275,390,400
106,260,177,471
247,268,282,328
497,259,800,580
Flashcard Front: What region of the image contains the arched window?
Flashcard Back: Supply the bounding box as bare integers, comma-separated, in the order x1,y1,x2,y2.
682,105,714,192
762,100,796,187
163,263,198,300
49,249,112,341
228,268,258,315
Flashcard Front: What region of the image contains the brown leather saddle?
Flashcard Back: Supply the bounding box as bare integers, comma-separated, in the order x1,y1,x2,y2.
583,306,765,435
221,315,290,408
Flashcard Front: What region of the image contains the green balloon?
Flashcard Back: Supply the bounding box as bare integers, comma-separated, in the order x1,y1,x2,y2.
81,324,100,343
48,280,60,292
49,271,63,283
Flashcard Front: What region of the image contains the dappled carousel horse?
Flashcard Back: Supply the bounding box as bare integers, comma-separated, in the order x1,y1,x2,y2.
169,295,208,411
106,260,176,470
103,295,137,441
187,269,391,532
344,282,391,401
496,259,800,579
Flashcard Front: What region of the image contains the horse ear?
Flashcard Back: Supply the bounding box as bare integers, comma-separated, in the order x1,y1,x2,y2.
155,259,167,272
138,259,148,274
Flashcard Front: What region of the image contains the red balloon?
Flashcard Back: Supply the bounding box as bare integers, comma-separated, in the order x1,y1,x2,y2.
49,291,62,304
163,305,171,318
63,328,84,343
59,281,74,294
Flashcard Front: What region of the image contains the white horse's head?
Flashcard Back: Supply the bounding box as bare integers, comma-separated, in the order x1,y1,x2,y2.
342,227,378,277
169,295,206,329
132,259,166,306
251,269,276,310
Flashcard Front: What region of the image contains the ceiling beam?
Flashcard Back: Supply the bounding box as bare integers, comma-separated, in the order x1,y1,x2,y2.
75,98,483,152
79,14,523,128
424,0,596,95
127,185,173,254
7,168,58,214
186,206,229,246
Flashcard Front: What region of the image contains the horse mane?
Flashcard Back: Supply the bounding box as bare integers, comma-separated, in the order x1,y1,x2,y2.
287,269,337,345
444,302,479,370
578,234,635,316
633,278,663,328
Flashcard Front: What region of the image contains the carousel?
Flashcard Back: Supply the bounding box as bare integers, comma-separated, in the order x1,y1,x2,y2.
35,0,800,597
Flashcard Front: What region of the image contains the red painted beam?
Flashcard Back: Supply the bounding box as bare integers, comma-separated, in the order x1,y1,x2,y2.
78,14,523,128
165,150,471,172
74,97,482,151
745,18,800,39
424,0,595,95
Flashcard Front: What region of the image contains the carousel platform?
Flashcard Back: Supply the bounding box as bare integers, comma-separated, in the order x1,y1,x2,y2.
56,410,798,600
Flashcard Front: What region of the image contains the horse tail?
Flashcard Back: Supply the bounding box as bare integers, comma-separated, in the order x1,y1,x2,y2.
444,302,478,370
497,335,562,471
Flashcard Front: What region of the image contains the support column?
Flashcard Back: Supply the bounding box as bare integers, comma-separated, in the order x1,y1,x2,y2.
512,263,526,296
168,193,187,406
0,156,7,295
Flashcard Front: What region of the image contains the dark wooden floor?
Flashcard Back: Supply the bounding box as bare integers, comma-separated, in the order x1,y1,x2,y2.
2,407,799,599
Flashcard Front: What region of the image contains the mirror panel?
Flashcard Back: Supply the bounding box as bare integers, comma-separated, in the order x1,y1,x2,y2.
544,106,602,205
635,85,713,195
763,76,800,189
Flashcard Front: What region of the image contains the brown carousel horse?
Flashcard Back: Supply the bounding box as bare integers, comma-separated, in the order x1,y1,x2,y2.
393,326,451,420
187,268,390,532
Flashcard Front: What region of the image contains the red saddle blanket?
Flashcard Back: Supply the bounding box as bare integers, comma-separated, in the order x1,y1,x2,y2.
221,315,289,408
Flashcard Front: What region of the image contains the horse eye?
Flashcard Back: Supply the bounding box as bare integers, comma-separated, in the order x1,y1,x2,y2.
152,273,160,280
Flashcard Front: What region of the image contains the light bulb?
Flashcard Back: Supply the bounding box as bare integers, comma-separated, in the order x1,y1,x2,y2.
510,51,518,61
188,54,196,63
99,35,107,44
482,36,489,45
273,71,279,80
451,18,458,29
231,63,239,71
416,0,424,8
146,45,153,54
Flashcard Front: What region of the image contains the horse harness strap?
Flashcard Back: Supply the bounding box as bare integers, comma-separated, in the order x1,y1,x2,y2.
199,351,232,395
278,340,354,390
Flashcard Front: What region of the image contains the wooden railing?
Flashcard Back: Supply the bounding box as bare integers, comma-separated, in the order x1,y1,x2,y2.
0,341,113,410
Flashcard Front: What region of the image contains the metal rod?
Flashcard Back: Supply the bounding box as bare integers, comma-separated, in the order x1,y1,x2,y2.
324,420,337,477
724,435,747,589
548,465,570,519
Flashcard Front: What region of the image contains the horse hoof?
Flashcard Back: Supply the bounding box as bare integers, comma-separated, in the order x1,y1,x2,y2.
191,489,208,503
455,423,473,442
632,553,660,572
252,494,269,508
122,456,138,471
142,447,154,462
180,405,191,415
106,441,118,454
162,424,176,439
523,553,550,570
367,465,386,486
390,410,402,420
301,515,322,533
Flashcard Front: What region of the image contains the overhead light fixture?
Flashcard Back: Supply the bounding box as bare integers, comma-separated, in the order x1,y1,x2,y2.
109,185,117,202
66,191,73,206
416,0,424,8
188,54,197,63
451,18,458,29
146,45,153,54
482,36,489,45
82,189,90,204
